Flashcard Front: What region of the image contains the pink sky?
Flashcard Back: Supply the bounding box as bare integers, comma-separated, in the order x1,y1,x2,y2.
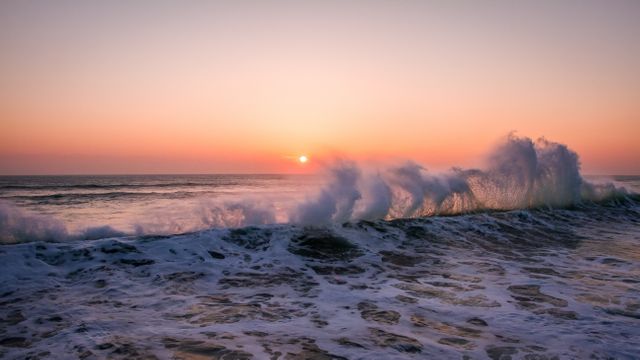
1,1,639,175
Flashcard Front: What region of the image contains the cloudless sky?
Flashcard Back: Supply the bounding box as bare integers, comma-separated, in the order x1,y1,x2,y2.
1,0,639,174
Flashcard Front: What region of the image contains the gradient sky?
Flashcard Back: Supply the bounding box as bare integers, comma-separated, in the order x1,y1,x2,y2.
1,0,639,175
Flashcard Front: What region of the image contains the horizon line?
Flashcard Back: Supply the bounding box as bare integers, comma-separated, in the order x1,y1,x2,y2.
0,172,638,177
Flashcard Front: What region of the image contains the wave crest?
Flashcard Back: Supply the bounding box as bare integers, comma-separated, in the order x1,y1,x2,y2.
0,135,633,243
294,135,629,223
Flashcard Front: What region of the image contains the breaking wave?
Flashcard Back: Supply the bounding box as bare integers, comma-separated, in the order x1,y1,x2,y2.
0,135,635,244
293,135,629,225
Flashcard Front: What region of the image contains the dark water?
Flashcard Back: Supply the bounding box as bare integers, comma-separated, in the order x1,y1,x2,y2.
0,175,638,359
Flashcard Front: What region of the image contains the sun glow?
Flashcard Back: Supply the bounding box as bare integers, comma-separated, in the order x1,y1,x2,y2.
298,155,308,163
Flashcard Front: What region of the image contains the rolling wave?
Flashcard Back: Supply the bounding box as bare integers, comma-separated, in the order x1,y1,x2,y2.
0,192,637,245
0,135,637,244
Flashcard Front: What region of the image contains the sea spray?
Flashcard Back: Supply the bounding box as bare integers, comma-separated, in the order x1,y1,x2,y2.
291,134,617,222
0,201,68,243
293,160,361,224
0,135,632,243
0,201,125,243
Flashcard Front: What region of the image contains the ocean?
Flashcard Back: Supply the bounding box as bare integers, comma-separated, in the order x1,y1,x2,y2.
0,173,638,241
1,159,639,358
0,174,319,238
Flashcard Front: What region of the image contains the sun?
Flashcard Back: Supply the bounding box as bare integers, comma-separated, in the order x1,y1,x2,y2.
298,155,308,163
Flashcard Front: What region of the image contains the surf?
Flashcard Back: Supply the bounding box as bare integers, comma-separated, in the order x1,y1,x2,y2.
0,135,635,244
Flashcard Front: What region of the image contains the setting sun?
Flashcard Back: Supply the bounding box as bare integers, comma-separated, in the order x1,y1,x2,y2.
298,155,308,164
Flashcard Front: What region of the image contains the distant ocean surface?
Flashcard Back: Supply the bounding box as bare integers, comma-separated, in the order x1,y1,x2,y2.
0,174,637,240
1,140,639,358
0,174,319,236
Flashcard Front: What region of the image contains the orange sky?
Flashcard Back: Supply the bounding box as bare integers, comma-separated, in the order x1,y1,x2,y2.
1,1,639,175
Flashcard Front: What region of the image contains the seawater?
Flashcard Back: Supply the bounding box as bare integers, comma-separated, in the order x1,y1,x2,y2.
0,174,319,238
0,193,638,359
1,136,639,359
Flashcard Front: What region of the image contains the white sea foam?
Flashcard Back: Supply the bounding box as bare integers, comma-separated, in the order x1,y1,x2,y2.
290,134,630,224
0,201,638,359
0,135,633,244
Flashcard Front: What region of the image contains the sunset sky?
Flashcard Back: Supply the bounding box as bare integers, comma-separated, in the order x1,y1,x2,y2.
1,0,639,175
